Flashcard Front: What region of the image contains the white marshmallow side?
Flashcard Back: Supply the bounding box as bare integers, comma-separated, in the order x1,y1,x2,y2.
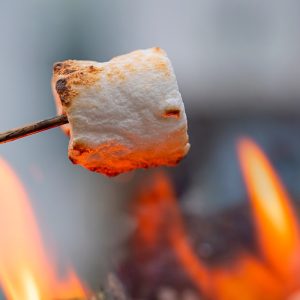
52,48,190,176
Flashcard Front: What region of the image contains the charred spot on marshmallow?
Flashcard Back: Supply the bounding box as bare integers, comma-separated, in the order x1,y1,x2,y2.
53,60,102,81
53,62,63,72
163,108,181,119
53,61,77,75
55,78,78,107
55,78,67,91
53,61,102,107
72,141,90,155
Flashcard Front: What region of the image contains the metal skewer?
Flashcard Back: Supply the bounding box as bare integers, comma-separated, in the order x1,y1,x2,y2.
0,115,68,144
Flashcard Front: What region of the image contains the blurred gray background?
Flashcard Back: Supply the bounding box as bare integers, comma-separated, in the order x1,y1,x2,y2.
0,0,300,292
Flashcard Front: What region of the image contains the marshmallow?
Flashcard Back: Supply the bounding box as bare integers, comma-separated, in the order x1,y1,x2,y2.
52,48,190,176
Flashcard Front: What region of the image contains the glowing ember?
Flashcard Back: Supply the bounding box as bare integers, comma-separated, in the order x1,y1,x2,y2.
0,158,87,300
127,137,300,299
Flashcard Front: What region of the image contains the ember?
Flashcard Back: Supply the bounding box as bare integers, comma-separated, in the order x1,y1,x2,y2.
121,138,300,300
0,158,88,299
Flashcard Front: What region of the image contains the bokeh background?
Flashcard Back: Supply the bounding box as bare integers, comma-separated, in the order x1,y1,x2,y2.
1,0,300,296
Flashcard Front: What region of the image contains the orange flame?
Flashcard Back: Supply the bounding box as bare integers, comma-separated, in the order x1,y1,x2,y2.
131,137,300,299
0,158,87,300
133,173,209,294
237,138,300,280
212,254,283,300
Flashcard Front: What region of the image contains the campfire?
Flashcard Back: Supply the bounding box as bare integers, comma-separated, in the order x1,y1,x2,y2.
121,137,300,300
1,134,300,300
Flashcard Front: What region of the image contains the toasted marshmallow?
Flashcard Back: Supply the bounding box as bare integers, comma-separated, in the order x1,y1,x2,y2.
52,48,190,176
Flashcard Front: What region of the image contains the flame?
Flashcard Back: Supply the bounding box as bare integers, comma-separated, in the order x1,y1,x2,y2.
237,138,300,279
130,137,300,299
133,173,209,295
0,158,87,300
212,254,284,300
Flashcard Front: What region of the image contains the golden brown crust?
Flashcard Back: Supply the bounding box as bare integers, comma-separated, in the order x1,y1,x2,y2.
124,63,137,73
109,48,170,78
53,61,77,75
105,64,126,82
53,60,102,108
147,56,170,77
53,49,170,110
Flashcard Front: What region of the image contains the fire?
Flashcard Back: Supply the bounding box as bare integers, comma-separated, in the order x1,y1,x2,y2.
129,137,300,299
238,138,300,281
132,173,209,292
0,158,87,300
